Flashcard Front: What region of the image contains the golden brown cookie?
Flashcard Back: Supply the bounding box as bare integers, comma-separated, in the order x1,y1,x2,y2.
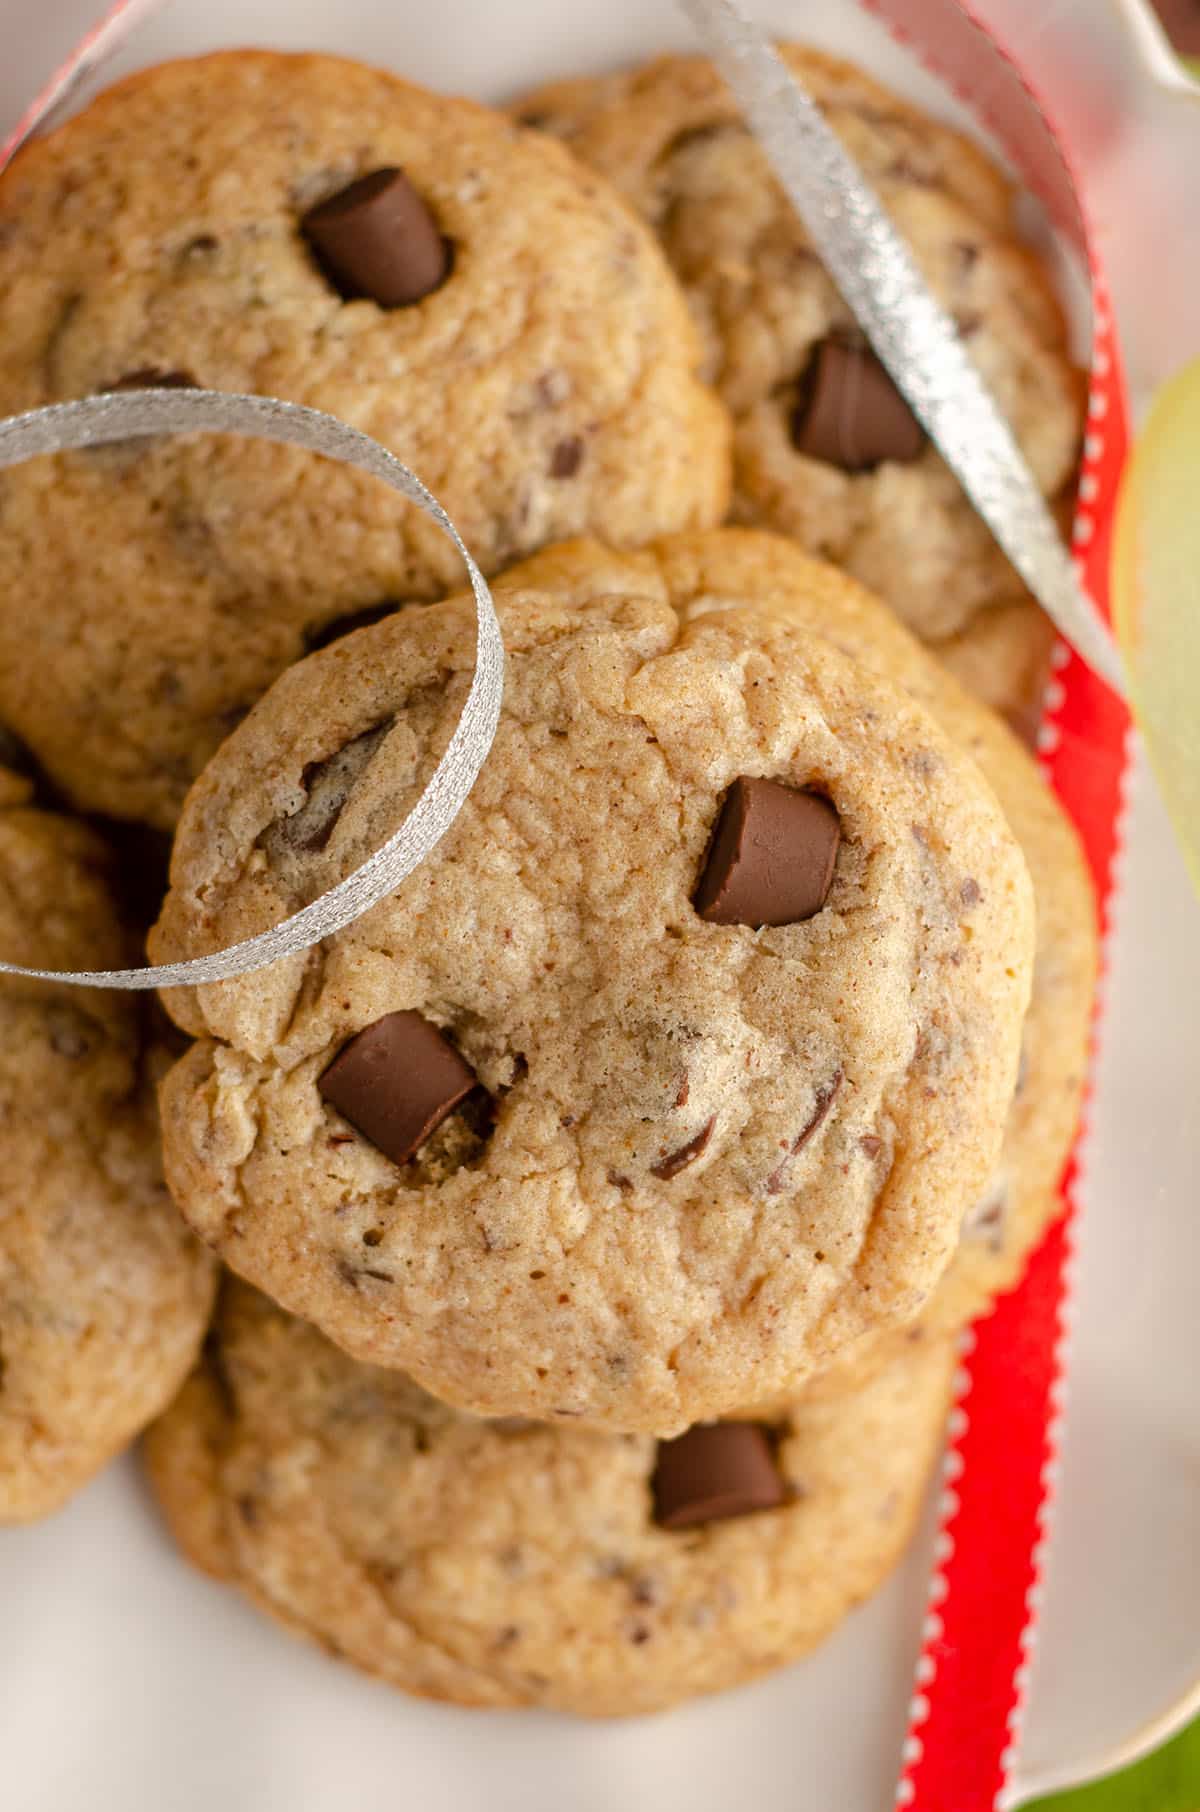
0,773,215,1522
0,50,730,829
151,532,1033,1434
629,530,1096,1348
497,535,1095,1361
145,1279,954,1717
515,47,1083,690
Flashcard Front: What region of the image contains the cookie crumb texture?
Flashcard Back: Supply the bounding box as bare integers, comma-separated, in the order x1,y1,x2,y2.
0,780,215,1523
144,1281,955,1716
153,532,1033,1433
0,50,730,829
515,47,1084,681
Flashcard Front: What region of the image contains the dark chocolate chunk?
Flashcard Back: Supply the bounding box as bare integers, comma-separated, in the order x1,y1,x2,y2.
791,338,925,471
302,168,449,308
694,777,840,927
1148,0,1200,55
549,436,585,478
651,1115,715,1180
652,1422,786,1530
260,721,392,859
319,1011,478,1167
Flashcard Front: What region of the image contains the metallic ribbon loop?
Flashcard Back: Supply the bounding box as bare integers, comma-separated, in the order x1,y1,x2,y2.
0,388,505,990
681,0,1127,698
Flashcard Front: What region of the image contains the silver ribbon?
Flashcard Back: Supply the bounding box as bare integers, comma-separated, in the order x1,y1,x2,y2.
680,0,1127,697
0,388,504,990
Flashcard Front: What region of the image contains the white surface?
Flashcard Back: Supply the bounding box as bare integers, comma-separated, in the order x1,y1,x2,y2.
1012,746,1200,1804
0,3,1198,1808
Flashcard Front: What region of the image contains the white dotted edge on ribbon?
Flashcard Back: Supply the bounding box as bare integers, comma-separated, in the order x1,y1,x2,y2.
891,1323,975,1807
0,388,505,991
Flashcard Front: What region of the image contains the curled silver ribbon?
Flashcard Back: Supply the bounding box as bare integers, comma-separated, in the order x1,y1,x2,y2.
0,388,505,990
680,0,1126,697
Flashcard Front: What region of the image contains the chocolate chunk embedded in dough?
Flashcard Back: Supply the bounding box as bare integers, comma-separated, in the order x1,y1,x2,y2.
791,338,924,471
319,1011,478,1166
652,1422,786,1529
302,168,449,307
694,778,840,927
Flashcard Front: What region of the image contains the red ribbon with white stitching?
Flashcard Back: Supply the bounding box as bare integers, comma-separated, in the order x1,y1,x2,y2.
865,5,1131,1808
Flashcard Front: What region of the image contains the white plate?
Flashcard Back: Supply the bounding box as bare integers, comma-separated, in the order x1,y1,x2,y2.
0,4,1198,1808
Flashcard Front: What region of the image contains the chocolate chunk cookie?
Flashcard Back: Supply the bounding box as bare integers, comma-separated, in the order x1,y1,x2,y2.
515,46,1085,725
144,1279,954,1716
0,50,730,829
0,771,215,1522
151,531,1033,1433
612,529,1096,1356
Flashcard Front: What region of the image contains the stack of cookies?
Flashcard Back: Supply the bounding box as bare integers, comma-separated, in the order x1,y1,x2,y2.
0,44,1097,1717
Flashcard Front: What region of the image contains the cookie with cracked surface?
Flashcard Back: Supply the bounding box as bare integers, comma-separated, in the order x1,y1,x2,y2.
0,50,730,830
151,532,1033,1433
597,529,1094,1362
514,46,1083,657
0,775,215,1523
144,1279,954,1716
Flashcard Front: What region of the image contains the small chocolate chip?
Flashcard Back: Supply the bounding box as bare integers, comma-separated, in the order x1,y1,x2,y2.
791,338,924,472
765,1071,843,1195
960,877,983,907
302,168,449,307
549,436,584,478
860,1134,883,1158
650,1115,715,1181
319,1011,479,1168
694,777,840,927
652,1422,786,1530
103,367,199,393
964,1182,1008,1251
